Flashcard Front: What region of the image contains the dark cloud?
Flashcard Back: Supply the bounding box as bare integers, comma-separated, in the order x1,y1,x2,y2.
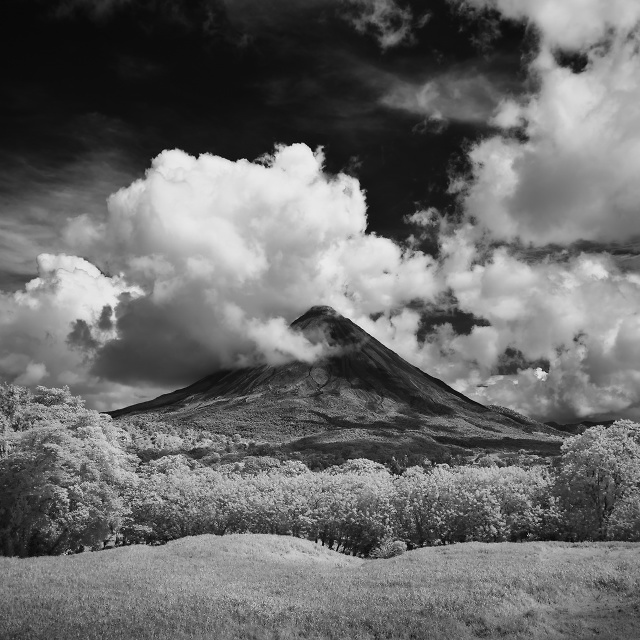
67,319,99,351
92,296,226,386
494,347,549,377
97,305,114,331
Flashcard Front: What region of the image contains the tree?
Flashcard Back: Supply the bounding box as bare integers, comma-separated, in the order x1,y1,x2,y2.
0,385,137,556
556,421,640,540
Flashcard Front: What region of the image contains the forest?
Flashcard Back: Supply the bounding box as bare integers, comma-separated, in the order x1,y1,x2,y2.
1,383,639,558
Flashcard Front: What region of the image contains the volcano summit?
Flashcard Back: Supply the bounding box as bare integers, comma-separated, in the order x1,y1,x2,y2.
110,306,563,460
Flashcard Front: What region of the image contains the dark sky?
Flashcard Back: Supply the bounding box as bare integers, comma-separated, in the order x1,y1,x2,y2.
0,0,527,285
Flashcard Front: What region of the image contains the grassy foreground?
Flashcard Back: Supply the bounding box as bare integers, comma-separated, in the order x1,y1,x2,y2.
1,535,639,640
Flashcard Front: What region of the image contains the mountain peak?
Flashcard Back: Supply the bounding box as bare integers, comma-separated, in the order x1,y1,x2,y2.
109,305,563,459
290,305,362,348
296,305,340,320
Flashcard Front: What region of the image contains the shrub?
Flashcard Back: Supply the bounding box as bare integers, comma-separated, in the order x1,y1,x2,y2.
370,539,407,559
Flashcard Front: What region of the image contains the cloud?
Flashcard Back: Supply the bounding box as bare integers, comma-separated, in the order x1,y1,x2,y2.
459,39,640,246
50,143,438,396
358,231,640,422
341,0,426,49
444,240,640,422
411,1,640,420
0,254,141,404
451,1,640,246
223,0,425,51
456,0,640,50
381,66,513,125
14,363,48,387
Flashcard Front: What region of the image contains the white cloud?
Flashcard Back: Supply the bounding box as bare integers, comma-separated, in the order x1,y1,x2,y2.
0,253,140,402
47,143,440,401
457,0,640,50
14,363,48,386
533,367,548,381
351,222,640,422
223,304,330,366
455,2,640,246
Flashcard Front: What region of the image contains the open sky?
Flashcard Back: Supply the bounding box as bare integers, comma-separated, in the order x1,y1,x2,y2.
2,0,640,422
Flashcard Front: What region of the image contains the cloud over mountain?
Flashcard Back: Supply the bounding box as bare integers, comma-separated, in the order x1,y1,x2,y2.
0,144,438,408
3,0,640,422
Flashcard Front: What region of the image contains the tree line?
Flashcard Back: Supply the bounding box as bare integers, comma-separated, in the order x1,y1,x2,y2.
1,384,639,557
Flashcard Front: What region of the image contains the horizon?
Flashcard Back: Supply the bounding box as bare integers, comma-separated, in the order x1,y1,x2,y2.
2,0,640,423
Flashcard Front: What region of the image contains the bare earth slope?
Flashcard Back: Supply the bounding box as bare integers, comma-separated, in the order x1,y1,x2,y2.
110,306,564,457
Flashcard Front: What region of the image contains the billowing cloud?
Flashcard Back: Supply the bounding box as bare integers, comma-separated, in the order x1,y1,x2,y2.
359,231,640,422
454,0,640,246
460,40,640,245
443,246,640,421
51,143,438,396
0,254,142,406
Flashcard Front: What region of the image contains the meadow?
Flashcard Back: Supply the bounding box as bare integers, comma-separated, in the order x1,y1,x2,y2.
2,534,639,640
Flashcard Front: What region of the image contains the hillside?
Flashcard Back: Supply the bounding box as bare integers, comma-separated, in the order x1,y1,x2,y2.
545,419,616,435
2,534,638,640
110,306,564,459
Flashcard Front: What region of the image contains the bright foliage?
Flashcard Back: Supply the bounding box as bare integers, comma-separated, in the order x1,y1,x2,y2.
0,384,137,556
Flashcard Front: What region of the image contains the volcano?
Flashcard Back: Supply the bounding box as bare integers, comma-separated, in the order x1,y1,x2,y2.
110,306,564,459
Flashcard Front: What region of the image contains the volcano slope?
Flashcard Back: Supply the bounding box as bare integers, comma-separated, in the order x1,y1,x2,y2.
110,306,564,460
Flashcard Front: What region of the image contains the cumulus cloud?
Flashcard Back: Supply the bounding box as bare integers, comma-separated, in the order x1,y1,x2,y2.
461,39,640,245
56,144,439,396
0,254,142,405
454,0,640,246
455,248,640,422
14,363,48,387
357,231,640,422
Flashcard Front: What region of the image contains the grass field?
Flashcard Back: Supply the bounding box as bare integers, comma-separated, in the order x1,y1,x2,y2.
1,535,639,640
